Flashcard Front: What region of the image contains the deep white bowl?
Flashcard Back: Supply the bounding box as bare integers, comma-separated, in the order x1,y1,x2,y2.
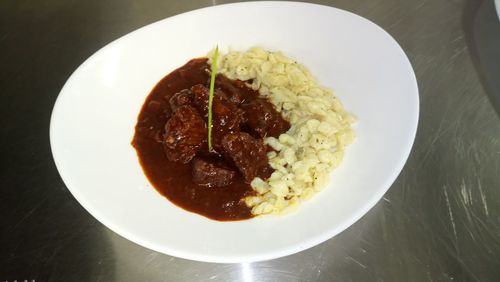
50,1,419,263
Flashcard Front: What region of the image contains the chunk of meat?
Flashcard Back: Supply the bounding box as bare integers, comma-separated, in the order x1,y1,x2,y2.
163,106,206,163
192,158,236,187
169,89,192,111
211,93,244,142
240,99,290,138
191,84,210,115
191,84,244,149
177,60,210,84
215,75,245,105
221,132,272,183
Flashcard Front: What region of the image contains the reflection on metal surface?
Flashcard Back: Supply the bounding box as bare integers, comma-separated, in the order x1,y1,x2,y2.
2,0,500,281
241,263,254,282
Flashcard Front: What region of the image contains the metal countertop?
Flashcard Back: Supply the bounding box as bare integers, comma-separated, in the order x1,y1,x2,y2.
1,0,500,281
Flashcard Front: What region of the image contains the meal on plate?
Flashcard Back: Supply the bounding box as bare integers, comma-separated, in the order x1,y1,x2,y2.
132,47,355,221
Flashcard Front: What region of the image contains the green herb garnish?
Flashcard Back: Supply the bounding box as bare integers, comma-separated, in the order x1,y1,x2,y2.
207,46,218,152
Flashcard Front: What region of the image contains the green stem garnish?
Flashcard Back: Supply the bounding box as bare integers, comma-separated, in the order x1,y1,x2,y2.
207,46,218,152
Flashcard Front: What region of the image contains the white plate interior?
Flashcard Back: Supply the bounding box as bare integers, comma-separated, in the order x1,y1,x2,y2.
50,1,418,263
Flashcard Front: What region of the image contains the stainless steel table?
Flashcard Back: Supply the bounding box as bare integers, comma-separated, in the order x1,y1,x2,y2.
2,0,500,281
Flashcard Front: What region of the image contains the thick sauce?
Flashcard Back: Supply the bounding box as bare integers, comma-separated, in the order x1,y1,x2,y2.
132,58,289,221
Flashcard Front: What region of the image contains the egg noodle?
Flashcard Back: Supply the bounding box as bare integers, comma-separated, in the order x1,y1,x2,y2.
209,47,355,215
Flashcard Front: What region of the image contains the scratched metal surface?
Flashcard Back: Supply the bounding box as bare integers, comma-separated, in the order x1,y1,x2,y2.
1,0,500,281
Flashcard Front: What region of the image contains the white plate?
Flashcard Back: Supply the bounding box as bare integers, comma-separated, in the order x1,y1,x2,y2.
50,1,418,263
